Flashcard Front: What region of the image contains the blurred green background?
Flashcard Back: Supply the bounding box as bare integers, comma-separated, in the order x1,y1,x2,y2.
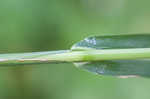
0,0,150,99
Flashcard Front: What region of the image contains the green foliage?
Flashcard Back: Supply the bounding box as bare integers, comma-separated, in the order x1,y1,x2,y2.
1,34,150,78
72,34,150,78
72,33,150,50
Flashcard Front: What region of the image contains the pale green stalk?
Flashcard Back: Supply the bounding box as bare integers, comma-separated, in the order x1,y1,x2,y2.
0,48,150,66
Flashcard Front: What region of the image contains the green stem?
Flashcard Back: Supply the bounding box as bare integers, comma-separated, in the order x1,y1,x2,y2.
1,48,150,66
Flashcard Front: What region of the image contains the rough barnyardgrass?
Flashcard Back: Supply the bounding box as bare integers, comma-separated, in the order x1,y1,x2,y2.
1,34,150,78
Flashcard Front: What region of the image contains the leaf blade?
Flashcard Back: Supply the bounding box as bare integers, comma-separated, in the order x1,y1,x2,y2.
72,34,150,50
